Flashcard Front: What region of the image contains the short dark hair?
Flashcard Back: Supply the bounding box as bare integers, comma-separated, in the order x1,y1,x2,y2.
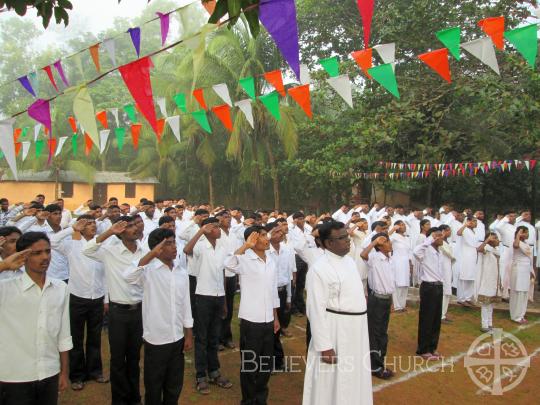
142,200,155,207
420,219,431,229
155,199,164,204
515,226,528,237
265,222,280,233
44,204,62,213
164,207,176,214
117,215,135,223
0,198,8,204
108,205,120,211
36,194,45,198
29,202,44,210
371,220,387,231
89,203,101,210
0,226,22,238
426,227,440,237
148,228,175,250
215,210,230,218
244,225,265,241
201,217,219,226
292,211,305,220
503,210,516,216
395,204,404,209
318,221,345,247
275,217,287,224
108,197,118,202
194,209,209,216
371,232,389,251
438,224,450,231
77,214,95,221
159,215,175,226
16,231,50,252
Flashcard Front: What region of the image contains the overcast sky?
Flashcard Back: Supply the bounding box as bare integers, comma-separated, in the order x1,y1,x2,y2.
0,0,196,47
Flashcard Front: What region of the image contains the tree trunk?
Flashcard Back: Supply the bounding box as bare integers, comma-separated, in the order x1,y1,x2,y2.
54,168,60,199
264,138,280,210
208,168,215,208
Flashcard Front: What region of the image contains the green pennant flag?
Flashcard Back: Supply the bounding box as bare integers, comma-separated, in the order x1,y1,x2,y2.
239,77,256,100
115,127,126,151
320,56,340,77
21,127,29,138
259,91,281,121
71,135,78,156
436,27,461,60
35,139,45,157
0,151,4,159
191,110,212,133
504,24,538,68
173,93,187,112
123,104,137,122
367,63,400,99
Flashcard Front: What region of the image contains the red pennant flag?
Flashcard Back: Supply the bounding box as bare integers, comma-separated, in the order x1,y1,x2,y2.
68,116,77,133
288,85,312,118
156,118,165,141
356,0,375,48
263,70,286,96
131,123,142,149
351,48,373,78
13,128,22,142
84,133,93,155
531,159,537,170
42,65,59,91
15,142,22,157
48,138,57,156
478,16,504,50
89,43,101,72
118,57,159,135
418,48,451,83
193,88,207,110
211,104,233,132
96,110,109,129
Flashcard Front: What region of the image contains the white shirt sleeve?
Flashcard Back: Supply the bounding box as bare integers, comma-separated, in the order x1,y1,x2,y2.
58,286,73,352
82,238,104,262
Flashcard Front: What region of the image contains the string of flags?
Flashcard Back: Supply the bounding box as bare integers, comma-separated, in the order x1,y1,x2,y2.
1,0,539,183
329,159,538,180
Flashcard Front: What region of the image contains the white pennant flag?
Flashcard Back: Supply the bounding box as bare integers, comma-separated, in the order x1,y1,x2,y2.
525,160,530,170
156,97,168,117
373,43,396,70
109,108,119,126
102,38,117,66
461,37,500,75
34,124,42,142
300,64,311,85
99,130,110,154
234,99,254,129
55,136,68,157
0,119,18,180
212,83,233,106
165,115,181,142
326,75,353,108
21,142,31,161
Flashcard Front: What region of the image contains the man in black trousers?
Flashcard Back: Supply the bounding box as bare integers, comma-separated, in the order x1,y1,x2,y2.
413,227,445,361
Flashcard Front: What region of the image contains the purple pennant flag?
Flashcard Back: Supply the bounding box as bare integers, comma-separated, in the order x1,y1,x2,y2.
259,0,300,80
156,12,170,46
28,99,52,163
53,60,69,87
18,76,36,97
128,27,141,57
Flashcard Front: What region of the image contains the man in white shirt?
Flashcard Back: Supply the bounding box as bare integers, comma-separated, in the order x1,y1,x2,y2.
361,233,395,380
183,217,232,394
474,210,486,242
50,215,109,390
413,227,445,360
140,201,159,239
266,221,295,372
0,198,23,227
0,226,24,281
289,212,309,316
0,232,72,405
83,216,147,405
456,217,480,305
332,204,352,223
495,210,517,298
123,228,193,405
516,210,536,261
56,198,72,229
224,226,280,405
96,205,122,235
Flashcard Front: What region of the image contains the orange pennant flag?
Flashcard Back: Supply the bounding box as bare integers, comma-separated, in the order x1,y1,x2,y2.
287,84,312,118
156,118,165,141
96,110,109,129
48,138,57,156
418,48,451,83
211,104,233,131
202,0,216,14
351,48,373,78
263,70,286,96
13,128,22,142
89,43,101,72
131,123,142,149
68,116,77,133
84,133,93,155
44,127,49,136
193,88,207,110
15,142,22,157
478,16,504,50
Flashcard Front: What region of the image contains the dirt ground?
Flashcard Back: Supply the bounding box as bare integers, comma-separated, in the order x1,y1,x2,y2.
60,301,540,405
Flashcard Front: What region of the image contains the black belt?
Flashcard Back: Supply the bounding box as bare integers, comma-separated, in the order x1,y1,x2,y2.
326,308,367,316
277,285,288,292
421,281,443,286
110,302,142,310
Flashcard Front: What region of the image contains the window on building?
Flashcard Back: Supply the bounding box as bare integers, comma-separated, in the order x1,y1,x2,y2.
62,182,74,198
125,183,136,198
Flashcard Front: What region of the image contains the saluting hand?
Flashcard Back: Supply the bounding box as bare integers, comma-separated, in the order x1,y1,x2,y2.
245,232,259,249
1,249,31,270
110,221,128,235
